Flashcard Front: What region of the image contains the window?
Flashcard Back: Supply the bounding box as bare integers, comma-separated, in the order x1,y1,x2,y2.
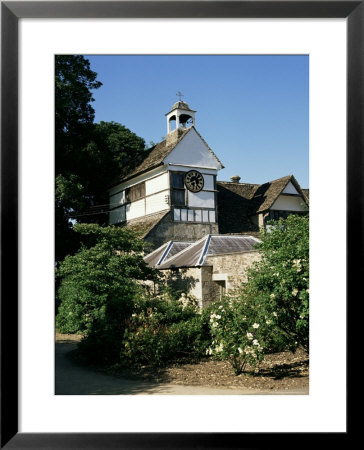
125,182,145,203
171,172,186,206
214,280,226,300
172,173,184,189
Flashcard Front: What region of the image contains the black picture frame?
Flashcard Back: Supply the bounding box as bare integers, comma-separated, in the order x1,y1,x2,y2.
1,1,356,448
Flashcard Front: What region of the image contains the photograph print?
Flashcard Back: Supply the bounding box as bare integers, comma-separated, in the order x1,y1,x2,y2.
55,54,309,395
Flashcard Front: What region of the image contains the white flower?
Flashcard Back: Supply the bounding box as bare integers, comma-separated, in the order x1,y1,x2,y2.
215,343,224,353
292,288,299,296
270,293,275,298
266,319,272,325
247,332,253,340
212,322,218,328
253,339,259,346
252,323,260,329
238,347,243,354
273,312,278,317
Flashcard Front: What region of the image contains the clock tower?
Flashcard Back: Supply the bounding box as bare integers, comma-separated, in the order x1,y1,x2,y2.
109,98,223,249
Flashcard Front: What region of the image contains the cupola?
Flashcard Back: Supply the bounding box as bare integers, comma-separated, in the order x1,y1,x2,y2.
165,93,196,135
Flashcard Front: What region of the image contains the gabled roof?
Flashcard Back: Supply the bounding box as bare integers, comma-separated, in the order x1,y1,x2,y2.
118,127,192,184
156,234,260,269
217,175,308,234
113,126,223,186
302,188,309,201
251,175,304,213
144,240,193,267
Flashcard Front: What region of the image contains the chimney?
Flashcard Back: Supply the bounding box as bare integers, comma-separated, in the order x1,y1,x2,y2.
230,175,241,183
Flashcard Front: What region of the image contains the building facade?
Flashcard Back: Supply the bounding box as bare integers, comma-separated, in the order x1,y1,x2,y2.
109,100,308,250
109,101,224,248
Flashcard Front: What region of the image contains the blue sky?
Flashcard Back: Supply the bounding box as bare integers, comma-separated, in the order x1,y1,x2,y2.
85,55,309,188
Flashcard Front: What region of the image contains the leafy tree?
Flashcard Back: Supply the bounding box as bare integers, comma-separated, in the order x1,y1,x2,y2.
55,55,102,172
206,214,309,375
55,55,102,261
80,121,147,210
55,56,148,262
56,224,158,363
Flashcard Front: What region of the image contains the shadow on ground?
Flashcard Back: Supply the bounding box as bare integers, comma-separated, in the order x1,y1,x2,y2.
55,342,174,395
55,341,309,395
257,360,309,380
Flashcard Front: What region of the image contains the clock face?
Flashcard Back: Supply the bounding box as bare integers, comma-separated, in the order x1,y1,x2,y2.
184,170,204,193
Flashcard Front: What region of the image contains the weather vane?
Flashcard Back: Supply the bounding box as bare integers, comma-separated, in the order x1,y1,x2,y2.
176,91,184,101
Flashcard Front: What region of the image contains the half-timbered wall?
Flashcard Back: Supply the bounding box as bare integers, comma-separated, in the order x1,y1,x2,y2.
109,169,170,225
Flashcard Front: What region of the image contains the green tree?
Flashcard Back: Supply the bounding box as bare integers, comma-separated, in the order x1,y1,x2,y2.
80,121,147,212
55,55,102,172
55,55,102,261
56,224,158,363
55,56,148,262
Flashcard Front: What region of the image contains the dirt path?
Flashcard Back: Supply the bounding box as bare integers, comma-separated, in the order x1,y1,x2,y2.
55,340,308,395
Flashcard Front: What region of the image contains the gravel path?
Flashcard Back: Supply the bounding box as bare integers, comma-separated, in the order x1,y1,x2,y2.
55,340,308,395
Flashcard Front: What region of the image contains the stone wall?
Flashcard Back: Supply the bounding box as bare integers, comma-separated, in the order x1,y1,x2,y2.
146,211,219,249
157,251,261,309
206,251,261,292
159,267,203,308
200,251,261,307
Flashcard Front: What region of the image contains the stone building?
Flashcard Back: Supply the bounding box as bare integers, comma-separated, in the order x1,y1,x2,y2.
109,100,308,249
109,99,308,307
144,235,261,308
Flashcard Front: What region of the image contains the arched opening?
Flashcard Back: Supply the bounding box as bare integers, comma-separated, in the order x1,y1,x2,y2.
179,113,193,128
168,115,177,132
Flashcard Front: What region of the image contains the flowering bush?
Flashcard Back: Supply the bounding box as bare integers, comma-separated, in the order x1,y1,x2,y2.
244,214,309,352
205,215,309,375
121,298,210,366
206,297,271,374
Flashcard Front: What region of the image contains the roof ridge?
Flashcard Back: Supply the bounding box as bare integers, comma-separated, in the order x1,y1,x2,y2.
144,241,170,259
217,180,260,186
117,128,191,184
157,234,207,266
156,241,174,266
198,234,211,266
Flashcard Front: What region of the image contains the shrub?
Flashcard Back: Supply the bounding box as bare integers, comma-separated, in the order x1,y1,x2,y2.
205,215,309,375
205,296,270,375
245,214,309,352
121,298,210,366
55,224,159,364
